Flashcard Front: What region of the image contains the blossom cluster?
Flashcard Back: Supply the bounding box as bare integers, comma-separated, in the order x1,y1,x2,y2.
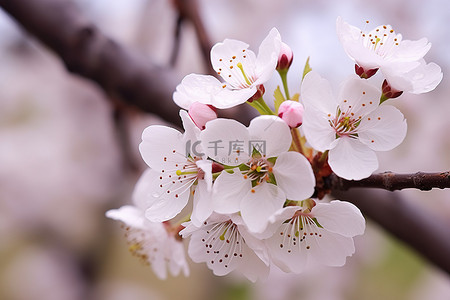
106,18,442,281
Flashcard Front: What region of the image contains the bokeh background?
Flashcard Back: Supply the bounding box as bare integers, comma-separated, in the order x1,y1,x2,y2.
1,0,450,299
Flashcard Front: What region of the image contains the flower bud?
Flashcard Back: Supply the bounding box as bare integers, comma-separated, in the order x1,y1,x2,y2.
277,100,304,128
276,42,294,71
188,102,218,130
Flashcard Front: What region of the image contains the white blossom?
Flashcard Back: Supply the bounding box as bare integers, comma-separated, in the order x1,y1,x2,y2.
180,213,269,282
301,71,407,180
264,200,365,273
173,28,281,109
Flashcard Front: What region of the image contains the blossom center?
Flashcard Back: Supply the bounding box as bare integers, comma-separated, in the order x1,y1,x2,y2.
243,157,273,183
360,24,402,58
329,107,361,137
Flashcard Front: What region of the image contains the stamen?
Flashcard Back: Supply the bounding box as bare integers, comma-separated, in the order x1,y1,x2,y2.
236,62,252,86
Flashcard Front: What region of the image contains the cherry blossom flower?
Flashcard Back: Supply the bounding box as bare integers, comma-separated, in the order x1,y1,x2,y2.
138,110,213,223
173,28,281,109
301,71,407,180
180,213,270,282
336,17,442,94
263,200,365,274
200,115,315,233
106,171,189,279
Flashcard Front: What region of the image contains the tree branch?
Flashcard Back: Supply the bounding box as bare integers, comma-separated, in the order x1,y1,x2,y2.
329,171,450,191
332,188,450,275
0,0,182,126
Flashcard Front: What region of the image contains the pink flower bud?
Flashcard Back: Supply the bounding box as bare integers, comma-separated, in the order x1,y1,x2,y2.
355,64,378,79
276,42,294,71
188,102,218,130
278,100,304,128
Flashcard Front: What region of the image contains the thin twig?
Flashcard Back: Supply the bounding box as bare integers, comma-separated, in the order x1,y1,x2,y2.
172,0,215,75
329,171,450,192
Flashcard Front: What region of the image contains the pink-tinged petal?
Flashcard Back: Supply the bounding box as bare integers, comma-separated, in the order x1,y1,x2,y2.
200,118,250,166
337,76,381,117
139,125,185,171
240,183,286,233
272,152,315,200
212,170,251,214
191,180,214,227
248,115,291,157
328,137,378,180
166,237,190,277
106,205,145,229
254,28,282,85
211,39,257,88
358,105,407,151
392,38,431,62
302,107,337,152
173,74,223,109
313,201,366,237
301,71,337,114
305,227,356,267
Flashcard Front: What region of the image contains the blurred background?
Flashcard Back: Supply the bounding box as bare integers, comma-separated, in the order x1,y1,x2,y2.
0,0,450,299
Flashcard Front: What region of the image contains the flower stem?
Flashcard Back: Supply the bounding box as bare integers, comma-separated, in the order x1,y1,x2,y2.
248,97,275,115
278,70,291,100
319,150,329,164
291,128,306,155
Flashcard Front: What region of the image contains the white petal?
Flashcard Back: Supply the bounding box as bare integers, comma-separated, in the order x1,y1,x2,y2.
392,38,431,62
272,152,315,200
195,159,213,191
328,137,378,180
302,107,337,152
265,220,308,273
305,227,356,267
212,170,251,214
210,38,257,88
200,118,250,165
180,110,201,153
139,125,185,172
384,60,443,94
132,169,159,210
211,86,257,109
240,183,286,233
106,205,145,229
254,27,282,85
301,71,337,114
173,74,223,109
144,187,190,222
313,201,366,237
337,76,381,117
191,180,214,227
248,115,291,157
358,105,407,151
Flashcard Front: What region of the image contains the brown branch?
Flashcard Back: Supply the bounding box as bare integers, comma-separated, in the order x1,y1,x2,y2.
332,189,450,275
172,0,215,75
329,171,450,192
0,0,182,126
